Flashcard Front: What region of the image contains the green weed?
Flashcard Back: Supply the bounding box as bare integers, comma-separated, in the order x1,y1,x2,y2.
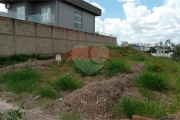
37,87,60,99
73,59,101,76
135,71,170,91
104,59,130,76
110,96,167,118
0,68,40,93
51,75,84,91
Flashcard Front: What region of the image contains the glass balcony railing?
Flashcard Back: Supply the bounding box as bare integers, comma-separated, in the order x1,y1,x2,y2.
28,13,55,25
0,11,56,25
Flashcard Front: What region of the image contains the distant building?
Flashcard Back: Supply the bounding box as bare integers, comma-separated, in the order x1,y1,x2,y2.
121,41,128,47
129,44,141,51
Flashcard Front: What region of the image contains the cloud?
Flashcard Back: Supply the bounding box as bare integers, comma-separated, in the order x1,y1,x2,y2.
118,0,141,4
95,0,180,45
91,2,106,14
83,0,89,3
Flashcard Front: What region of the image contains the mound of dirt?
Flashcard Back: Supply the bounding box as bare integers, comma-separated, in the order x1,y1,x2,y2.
0,59,55,75
63,46,110,61
47,63,144,119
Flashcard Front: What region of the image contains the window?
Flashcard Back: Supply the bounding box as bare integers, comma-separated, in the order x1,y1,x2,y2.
74,9,82,29
17,6,25,20
41,6,51,23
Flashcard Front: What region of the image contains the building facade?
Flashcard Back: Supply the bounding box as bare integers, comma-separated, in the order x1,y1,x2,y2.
0,0,101,33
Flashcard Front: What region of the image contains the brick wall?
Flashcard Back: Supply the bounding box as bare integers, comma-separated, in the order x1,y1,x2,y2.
0,16,117,56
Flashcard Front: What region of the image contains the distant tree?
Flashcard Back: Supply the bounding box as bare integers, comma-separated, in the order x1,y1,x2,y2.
146,47,156,53
171,44,180,61
159,41,163,48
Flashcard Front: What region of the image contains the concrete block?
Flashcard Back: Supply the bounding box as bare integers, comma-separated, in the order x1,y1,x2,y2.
53,39,66,54
0,17,13,34
86,42,92,47
98,35,103,43
53,27,66,39
93,34,99,43
107,36,113,45
103,36,108,45
37,24,51,38
0,34,14,55
67,29,78,40
86,33,93,42
92,42,102,46
67,40,77,52
113,37,117,46
78,31,85,41
15,20,35,36
36,38,52,55
15,36,36,54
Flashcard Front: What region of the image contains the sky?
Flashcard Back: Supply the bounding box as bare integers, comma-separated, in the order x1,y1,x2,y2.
1,0,180,45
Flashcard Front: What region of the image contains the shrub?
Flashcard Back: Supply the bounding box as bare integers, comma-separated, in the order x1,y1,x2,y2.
73,59,101,76
110,96,167,118
37,87,60,99
104,59,130,76
0,68,40,93
135,71,170,91
52,75,84,91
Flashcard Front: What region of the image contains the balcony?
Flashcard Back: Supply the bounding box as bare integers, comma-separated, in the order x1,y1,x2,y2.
0,11,56,26
28,13,55,25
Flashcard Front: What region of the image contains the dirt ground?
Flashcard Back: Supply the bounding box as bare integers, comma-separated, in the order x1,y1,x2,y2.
0,62,175,120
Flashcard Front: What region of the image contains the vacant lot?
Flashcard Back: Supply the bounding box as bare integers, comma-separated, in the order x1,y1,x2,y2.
0,46,180,120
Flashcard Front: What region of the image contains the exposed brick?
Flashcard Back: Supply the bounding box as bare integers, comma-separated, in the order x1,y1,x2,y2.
15,36,36,54
53,39,66,54
0,16,117,56
0,17,13,34
67,29,77,40
52,27,66,39
93,34,99,43
37,24,51,38
15,20,35,36
67,40,77,52
0,34,14,55
78,31,86,41
103,36,109,45
36,38,52,55
86,33,93,42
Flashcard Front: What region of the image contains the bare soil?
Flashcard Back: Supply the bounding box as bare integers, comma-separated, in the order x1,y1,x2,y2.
0,62,175,120
0,59,55,75
43,63,145,120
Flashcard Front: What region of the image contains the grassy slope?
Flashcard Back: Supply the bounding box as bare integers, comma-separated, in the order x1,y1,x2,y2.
1,46,180,119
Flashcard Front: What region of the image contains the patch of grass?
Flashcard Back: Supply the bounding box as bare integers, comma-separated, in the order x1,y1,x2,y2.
110,96,167,118
37,87,60,99
107,46,127,51
138,87,156,100
135,71,170,91
133,54,145,62
0,68,40,93
60,111,79,120
104,59,130,76
51,75,84,91
146,62,163,72
73,59,101,76
0,54,54,68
